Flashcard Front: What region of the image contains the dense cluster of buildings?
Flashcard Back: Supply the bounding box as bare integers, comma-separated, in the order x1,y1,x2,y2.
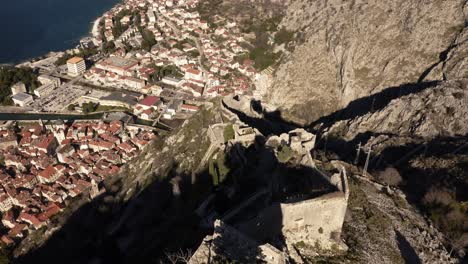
10,0,259,121
0,120,155,245
85,56,148,91
85,0,257,99
3,0,263,247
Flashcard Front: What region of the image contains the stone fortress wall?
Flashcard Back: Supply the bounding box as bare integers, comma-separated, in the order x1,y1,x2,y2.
238,166,349,250
190,95,350,263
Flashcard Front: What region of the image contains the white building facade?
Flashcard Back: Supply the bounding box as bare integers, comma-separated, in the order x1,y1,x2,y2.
67,57,86,77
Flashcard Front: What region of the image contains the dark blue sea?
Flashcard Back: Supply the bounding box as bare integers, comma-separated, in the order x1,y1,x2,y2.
0,0,121,64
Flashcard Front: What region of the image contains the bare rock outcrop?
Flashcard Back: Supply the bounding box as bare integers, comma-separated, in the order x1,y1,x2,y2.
323,79,468,140
349,177,457,264
443,26,468,80
265,0,466,125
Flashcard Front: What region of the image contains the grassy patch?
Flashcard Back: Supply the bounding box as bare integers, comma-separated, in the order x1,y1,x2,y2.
209,153,230,186
277,145,293,163
223,124,235,142
249,48,281,71
295,240,306,249
95,105,131,113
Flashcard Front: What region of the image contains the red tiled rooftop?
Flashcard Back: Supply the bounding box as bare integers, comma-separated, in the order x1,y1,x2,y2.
138,96,160,107
186,68,201,75
38,165,57,180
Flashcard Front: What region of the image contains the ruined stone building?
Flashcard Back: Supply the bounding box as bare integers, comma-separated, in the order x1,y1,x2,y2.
191,106,350,263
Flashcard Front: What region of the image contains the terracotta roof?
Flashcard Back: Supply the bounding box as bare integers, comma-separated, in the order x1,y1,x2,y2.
37,203,61,222
38,165,57,180
138,96,160,106
186,68,201,75
142,109,153,116
8,223,26,237
1,235,14,245
37,134,56,150
19,212,42,229
67,57,84,64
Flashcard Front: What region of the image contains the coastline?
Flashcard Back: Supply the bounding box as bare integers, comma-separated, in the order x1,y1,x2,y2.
13,15,103,68
91,17,102,38
4,1,121,67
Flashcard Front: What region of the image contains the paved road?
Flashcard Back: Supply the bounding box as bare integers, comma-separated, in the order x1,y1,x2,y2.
189,35,209,73
0,106,33,113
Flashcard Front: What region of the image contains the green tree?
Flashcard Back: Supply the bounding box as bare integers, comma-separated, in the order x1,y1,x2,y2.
160,65,183,78
112,9,132,38
275,28,294,44
67,104,76,111
188,50,200,57
139,28,156,51
0,251,9,264
249,48,280,71
82,102,99,113
55,54,74,66
0,66,39,105
148,64,184,82
103,41,116,54
134,12,142,26
54,47,98,66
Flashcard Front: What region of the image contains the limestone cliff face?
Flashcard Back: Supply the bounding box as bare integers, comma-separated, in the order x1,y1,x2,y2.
266,0,467,125
324,79,468,140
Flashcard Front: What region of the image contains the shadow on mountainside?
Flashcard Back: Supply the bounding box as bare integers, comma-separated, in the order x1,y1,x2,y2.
13,128,341,264
310,81,440,128
7,138,266,263
319,131,468,259
222,98,299,136
13,161,214,264
395,229,422,264
11,99,299,264
321,132,468,201
203,139,338,262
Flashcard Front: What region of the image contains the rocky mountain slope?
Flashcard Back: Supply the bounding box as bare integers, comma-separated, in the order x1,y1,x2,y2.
265,0,467,125
334,165,456,264
322,79,468,140
253,0,468,259
313,78,468,260
11,1,468,263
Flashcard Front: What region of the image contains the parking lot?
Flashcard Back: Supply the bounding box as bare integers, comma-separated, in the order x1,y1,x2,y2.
30,85,90,112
